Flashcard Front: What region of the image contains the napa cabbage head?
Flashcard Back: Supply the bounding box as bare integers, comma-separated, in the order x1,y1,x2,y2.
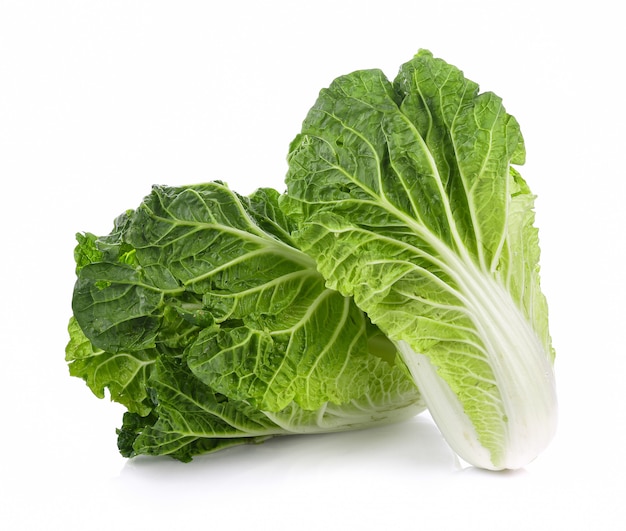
66,182,424,461
282,50,557,470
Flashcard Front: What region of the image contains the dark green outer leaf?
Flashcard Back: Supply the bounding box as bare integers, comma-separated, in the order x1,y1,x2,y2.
69,181,423,461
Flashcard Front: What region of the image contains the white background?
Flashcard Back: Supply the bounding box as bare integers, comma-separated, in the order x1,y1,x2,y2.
1,1,625,529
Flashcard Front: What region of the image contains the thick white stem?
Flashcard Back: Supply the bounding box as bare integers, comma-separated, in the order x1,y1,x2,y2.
397,263,557,470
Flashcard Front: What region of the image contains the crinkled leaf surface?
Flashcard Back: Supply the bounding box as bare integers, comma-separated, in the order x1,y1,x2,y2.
119,354,420,461
282,50,556,469
68,181,423,459
66,317,156,416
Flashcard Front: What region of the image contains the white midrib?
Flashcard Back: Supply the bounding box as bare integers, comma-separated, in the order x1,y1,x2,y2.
359,192,557,469
396,247,557,469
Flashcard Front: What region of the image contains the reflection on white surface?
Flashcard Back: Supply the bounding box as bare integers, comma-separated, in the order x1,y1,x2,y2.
118,413,459,484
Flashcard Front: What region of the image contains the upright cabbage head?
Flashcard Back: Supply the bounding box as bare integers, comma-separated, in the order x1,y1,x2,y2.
282,50,557,470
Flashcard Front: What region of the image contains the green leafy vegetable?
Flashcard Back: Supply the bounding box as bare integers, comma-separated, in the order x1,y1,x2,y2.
282,50,556,470
68,49,557,470
67,182,424,460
